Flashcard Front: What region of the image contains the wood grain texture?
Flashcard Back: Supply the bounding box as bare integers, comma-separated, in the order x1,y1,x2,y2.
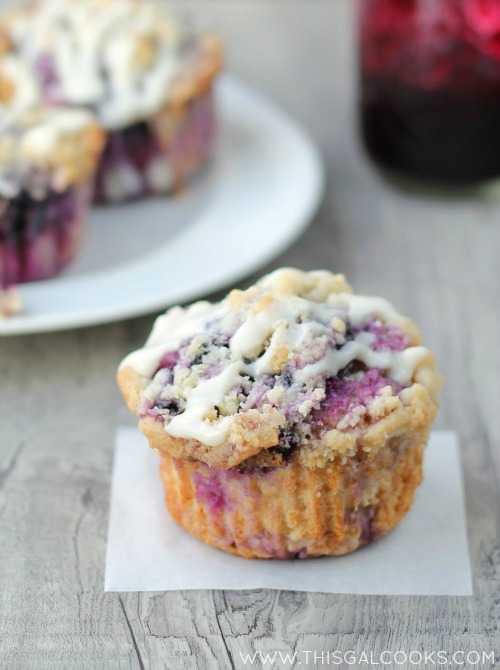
0,1,499,668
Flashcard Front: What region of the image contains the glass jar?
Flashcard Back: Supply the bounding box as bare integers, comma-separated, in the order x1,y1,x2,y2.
358,0,500,184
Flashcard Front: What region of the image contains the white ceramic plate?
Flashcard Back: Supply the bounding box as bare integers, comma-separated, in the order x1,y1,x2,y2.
1,76,324,336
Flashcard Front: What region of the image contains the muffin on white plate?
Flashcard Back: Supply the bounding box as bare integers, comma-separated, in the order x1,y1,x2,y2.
0,55,104,289
2,0,223,203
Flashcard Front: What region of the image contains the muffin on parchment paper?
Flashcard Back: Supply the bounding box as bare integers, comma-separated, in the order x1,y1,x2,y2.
0,55,104,290
2,0,222,203
117,268,443,559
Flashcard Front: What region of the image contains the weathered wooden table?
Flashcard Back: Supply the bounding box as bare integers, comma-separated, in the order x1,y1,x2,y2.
1,1,499,668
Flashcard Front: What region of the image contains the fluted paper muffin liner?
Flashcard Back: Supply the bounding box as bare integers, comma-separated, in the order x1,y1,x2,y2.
158,426,429,559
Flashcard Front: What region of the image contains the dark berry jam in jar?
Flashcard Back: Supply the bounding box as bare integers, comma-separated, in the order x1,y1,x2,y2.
358,0,500,184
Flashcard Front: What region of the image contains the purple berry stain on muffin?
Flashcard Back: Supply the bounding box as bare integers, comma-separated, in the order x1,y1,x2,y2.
353,319,410,351
315,367,404,430
192,470,232,516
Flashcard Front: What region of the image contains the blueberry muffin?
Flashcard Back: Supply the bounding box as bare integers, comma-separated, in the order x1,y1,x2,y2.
118,268,443,559
2,0,222,203
0,55,104,288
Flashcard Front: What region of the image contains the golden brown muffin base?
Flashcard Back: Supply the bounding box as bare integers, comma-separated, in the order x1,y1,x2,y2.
158,426,429,559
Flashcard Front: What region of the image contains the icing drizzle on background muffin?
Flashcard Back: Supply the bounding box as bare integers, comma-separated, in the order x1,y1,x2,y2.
0,55,103,197
3,0,186,129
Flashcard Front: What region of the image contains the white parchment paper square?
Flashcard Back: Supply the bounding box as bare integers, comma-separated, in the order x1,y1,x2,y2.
105,429,472,595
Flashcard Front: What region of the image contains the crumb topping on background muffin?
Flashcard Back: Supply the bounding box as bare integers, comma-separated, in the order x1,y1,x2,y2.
0,55,104,197
2,0,220,129
119,268,442,469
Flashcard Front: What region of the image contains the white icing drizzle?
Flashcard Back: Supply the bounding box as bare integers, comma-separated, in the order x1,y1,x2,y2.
121,269,431,447
121,302,224,377
330,294,401,324
294,342,429,386
166,363,240,446
8,0,184,129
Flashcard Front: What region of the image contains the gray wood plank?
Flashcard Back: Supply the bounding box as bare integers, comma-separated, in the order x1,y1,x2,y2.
1,1,499,668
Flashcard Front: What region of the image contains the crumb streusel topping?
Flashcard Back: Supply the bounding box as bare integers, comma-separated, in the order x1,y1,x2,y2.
0,55,103,197
120,269,440,466
2,0,207,129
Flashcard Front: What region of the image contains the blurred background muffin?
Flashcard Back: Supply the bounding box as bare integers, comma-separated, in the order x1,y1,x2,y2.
0,55,104,290
1,0,223,203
